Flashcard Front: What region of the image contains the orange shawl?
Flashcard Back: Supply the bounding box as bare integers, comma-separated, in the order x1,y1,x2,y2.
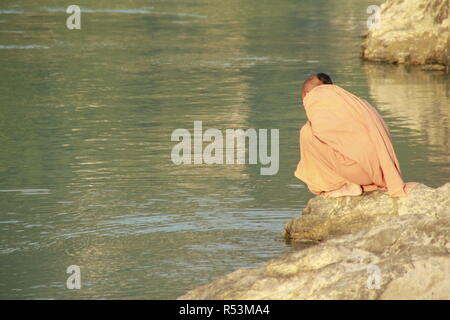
295,84,416,197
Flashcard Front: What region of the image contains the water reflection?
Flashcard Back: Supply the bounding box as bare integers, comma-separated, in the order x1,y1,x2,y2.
364,63,450,170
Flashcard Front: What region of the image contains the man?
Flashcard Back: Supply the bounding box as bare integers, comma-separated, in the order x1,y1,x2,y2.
295,73,417,198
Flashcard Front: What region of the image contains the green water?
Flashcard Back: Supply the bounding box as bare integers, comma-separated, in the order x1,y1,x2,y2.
0,0,448,299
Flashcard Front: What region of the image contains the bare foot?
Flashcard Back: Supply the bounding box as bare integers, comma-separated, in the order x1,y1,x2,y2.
404,182,419,195
324,183,362,198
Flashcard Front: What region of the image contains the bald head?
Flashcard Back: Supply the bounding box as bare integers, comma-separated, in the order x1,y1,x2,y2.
301,73,333,100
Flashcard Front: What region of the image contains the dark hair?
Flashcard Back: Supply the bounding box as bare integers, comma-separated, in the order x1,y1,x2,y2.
316,73,333,84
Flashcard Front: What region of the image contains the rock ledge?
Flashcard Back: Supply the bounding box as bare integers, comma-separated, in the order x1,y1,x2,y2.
179,183,450,300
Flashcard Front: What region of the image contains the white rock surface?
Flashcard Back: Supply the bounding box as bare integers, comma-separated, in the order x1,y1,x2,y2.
179,184,450,300
361,0,449,67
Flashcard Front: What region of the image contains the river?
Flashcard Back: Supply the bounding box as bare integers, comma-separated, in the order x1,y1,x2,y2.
0,0,448,299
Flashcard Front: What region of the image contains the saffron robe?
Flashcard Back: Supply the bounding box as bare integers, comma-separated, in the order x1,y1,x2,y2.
295,84,417,197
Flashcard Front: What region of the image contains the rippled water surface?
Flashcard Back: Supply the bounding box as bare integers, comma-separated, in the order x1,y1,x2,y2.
0,0,449,299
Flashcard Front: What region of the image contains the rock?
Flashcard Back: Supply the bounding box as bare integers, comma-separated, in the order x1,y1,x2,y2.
284,183,450,242
179,183,450,300
179,214,450,300
361,0,449,68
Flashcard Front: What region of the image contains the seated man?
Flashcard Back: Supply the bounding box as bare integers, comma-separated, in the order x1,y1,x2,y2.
295,73,417,198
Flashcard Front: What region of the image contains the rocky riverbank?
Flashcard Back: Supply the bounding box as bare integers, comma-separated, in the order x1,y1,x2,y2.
361,0,449,70
284,183,449,242
179,183,450,299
